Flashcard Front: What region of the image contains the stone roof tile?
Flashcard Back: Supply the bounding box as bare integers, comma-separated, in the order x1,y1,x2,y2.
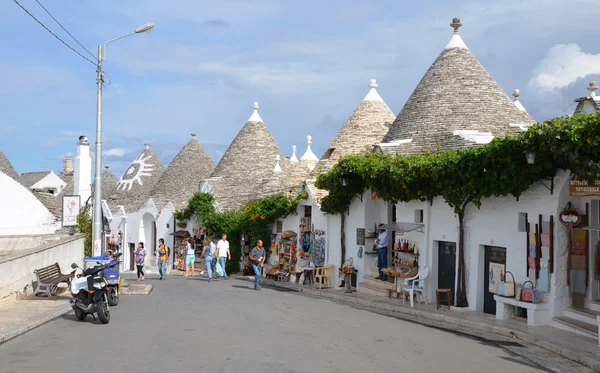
0,150,18,180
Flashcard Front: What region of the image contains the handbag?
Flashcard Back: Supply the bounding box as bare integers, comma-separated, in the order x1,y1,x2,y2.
497,271,515,297
515,282,523,301
521,281,542,303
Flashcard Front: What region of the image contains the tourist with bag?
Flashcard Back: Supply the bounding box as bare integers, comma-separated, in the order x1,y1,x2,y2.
157,238,169,280
184,237,196,277
135,242,146,282
249,240,266,290
200,238,216,282
216,233,231,279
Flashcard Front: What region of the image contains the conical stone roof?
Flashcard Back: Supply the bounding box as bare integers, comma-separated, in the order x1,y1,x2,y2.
150,134,215,210
211,102,288,179
314,79,395,173
382,18,535,154
0,150,18,180
101,166,118,201
111,144,164,212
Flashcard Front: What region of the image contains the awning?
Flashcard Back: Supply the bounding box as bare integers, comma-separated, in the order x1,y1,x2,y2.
582,224,600,231
381,222,424,233
170,230,191,238
276,230,297,238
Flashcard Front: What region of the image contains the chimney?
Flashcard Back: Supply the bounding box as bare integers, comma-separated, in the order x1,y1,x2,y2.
63,157,74,173
74,135,92,206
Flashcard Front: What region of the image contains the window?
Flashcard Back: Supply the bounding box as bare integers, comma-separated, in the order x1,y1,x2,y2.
276,220,283,233
414,209,424,224
304,205,312,217
322,148,335,159
392,205,397,223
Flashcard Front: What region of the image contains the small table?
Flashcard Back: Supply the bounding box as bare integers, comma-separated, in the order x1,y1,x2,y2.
295,268,315,285
436,289,452,310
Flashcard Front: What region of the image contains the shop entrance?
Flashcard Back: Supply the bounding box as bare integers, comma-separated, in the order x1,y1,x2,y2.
483,246,507,315
438,241,456,303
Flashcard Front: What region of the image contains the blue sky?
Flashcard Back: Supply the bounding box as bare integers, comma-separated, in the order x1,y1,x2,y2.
1,0,599,177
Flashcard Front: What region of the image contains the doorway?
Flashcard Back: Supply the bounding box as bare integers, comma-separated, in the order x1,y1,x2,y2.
438,241,456,304
129,243,135,271
483,246,507,315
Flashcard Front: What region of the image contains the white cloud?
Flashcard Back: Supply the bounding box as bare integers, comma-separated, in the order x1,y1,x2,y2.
102,148,126,157
529,43,600,91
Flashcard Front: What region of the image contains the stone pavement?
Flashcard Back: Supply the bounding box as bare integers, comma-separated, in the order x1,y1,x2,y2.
0,287,71,345
238,275,600,371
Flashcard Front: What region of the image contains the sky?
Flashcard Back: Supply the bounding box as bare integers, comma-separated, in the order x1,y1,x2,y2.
1,0,599,178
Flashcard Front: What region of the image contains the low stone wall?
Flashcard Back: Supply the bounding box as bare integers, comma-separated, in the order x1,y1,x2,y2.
0,234,85,299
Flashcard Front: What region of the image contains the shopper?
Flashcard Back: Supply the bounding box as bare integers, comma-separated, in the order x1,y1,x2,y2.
157,238,169,280
216,233,231,279
135,242,146,282
376,225,388,281
200,238,216,282
184,237,195,277
249,240,266,290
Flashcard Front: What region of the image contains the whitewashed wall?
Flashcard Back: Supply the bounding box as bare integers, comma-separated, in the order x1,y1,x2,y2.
0,172,58,235
0,234,84,299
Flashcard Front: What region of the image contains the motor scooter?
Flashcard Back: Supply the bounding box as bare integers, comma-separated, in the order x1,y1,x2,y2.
68,255,121,324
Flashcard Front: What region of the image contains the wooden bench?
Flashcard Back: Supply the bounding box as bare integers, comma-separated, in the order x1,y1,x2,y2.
33,262,75,297
494,295,551,326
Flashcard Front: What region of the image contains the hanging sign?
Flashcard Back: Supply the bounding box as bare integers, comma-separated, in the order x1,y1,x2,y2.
62,195,81,227
569,178,600,196
559,204,581,227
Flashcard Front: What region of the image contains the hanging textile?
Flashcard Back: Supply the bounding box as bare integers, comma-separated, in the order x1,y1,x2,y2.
538,258,550,292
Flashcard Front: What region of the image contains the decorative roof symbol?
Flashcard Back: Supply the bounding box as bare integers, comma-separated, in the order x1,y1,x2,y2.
117,153,154,191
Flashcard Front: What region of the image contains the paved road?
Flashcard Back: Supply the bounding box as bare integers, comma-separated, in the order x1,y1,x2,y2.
0,274,588,373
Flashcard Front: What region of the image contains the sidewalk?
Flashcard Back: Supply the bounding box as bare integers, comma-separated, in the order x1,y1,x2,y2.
0,288,71,345
237,275,600,371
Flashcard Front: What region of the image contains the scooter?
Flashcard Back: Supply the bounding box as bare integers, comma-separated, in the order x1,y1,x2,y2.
68,255,121,324
101,254,122,306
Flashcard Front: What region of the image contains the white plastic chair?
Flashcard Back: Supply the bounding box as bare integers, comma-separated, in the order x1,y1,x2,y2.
402,266,429,308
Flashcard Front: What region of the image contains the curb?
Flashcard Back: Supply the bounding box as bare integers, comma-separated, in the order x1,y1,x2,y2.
238,276,600,371
0,304,71,345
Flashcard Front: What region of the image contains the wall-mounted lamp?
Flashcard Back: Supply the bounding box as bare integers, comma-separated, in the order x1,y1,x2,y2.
523,149,536,165
523,149,553,194
339,176,349,187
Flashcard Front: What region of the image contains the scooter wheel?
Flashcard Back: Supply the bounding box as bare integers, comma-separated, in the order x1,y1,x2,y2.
96,300,110,324
108,288,119,306
73,306,86,321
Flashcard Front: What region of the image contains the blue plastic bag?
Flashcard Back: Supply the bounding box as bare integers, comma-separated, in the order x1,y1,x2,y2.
215,261,224,277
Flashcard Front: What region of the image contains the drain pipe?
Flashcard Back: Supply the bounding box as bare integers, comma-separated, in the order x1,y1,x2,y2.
425,198,433,302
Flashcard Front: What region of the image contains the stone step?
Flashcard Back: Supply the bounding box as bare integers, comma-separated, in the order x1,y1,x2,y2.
590,299,600,313
552,316,598,339
361,275,394,290
358,281,391,297
565,307,600,325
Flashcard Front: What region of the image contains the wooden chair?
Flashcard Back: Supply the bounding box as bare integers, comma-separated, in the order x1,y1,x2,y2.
314,264,334,289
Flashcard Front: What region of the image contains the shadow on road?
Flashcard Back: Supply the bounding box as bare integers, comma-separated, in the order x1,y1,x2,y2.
60,311,110,326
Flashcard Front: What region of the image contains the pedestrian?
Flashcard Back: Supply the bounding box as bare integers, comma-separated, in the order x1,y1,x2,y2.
135,242,146,282
200,237,216,282
157,238,169,280
249,239,266,290
184,237,195,277
375,224,388,281
216,233,231,279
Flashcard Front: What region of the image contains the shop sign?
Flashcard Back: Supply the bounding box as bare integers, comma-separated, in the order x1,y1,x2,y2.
569,178,600,196
62,195,80,227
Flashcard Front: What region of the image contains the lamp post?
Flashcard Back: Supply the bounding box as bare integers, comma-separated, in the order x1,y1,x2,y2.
92,22,155,257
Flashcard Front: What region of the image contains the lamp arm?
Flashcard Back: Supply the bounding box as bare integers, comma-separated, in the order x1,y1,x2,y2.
101,32,136,61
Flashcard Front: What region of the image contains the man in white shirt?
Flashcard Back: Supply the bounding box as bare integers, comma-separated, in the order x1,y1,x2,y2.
375,225,388,281
217,233,231,279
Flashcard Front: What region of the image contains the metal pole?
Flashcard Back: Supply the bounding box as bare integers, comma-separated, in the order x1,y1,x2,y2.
92,45,104,257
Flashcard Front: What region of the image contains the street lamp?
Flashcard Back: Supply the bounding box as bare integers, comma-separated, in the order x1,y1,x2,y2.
92,22,155,256
523,149,536,165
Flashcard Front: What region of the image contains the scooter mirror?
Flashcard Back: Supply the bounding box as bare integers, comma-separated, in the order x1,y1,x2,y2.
114,252,123,258
71,263,78,269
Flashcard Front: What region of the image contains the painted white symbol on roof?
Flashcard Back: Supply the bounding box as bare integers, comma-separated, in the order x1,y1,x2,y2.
117,153,154,191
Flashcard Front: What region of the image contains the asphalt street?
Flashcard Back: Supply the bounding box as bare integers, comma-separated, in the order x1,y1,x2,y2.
0,273,587,373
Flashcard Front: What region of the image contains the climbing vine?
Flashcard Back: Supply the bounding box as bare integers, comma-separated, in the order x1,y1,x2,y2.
316,112,600,307
76,203,92,257
175,190,308,274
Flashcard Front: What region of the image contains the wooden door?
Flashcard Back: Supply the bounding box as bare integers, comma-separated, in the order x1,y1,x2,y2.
129,243,135,271
438,241,456,303
484,246,507,315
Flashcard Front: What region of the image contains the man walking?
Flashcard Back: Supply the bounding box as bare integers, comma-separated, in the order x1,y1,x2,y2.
157,238,169,280
217,233,231,279
376,225,388,281
249,240,266,290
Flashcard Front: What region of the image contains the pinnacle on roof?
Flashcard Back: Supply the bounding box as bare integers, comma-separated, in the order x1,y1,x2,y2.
382,17,535,153
150,133,215,210
574,81,600,114
0,150,18,180
273,155,283,173
588,81,598,98
248,101,263,122
101,165,118,200
290,145,299,162
363,79,384,102
300,135,319,161
314,78,395,173
512,89,527,112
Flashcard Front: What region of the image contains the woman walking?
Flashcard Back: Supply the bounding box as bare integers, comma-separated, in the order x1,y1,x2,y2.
185,237,196,277
200,238,216,282
135,242,146,282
